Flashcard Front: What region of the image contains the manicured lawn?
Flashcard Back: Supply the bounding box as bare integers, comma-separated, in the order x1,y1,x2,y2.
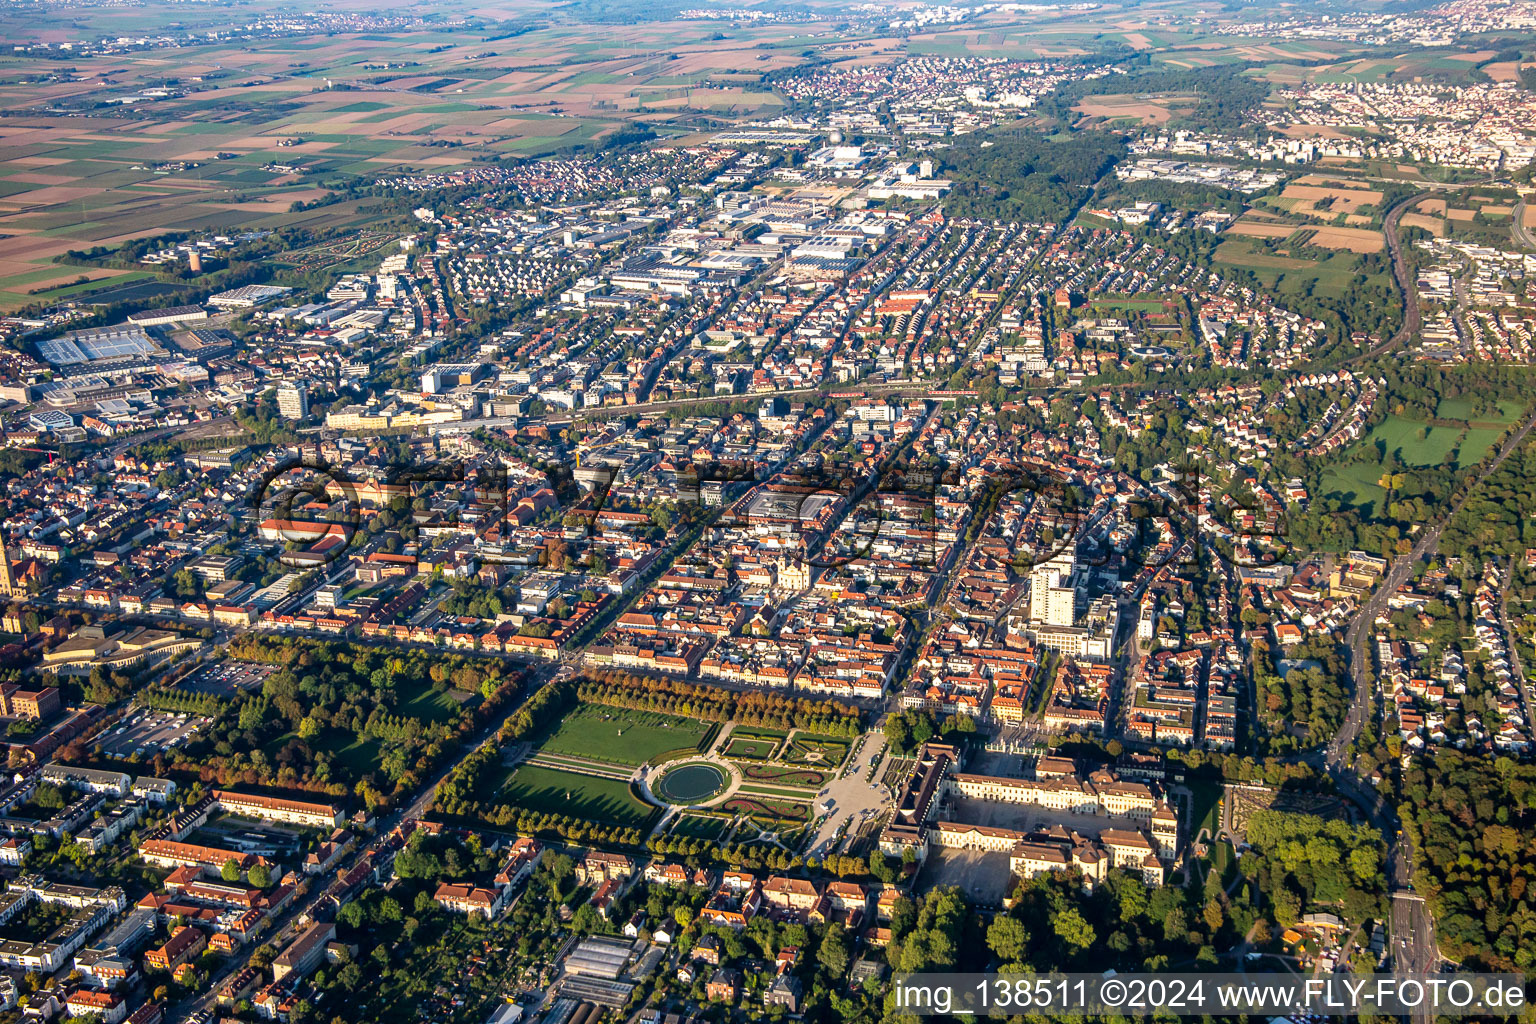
722,795,809,822
501,765,657,827
1089,297,1172,312
782,734,849,766
1188,779,1222,839
739,764,828,788
1212,839,1238,886
1433,397,1519,423
330,734,384,776
1434,397,1475,419
731,727,789,740
1327,407,1522,516
536,705,711,766
293,682,473,768
724,734,781,760
723,727,788,760
671,814,729,840
737,783,818,799
399,685,476,724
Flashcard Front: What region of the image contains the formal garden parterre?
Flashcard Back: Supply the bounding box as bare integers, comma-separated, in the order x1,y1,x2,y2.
433,678,861,846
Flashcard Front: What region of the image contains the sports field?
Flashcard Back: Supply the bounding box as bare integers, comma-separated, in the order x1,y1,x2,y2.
536,705,711,766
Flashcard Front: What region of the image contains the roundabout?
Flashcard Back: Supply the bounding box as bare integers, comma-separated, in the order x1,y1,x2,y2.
653,760,730,804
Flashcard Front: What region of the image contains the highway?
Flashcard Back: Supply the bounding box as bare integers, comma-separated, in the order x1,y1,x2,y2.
1351,191,1423,363
1513,198,1536,251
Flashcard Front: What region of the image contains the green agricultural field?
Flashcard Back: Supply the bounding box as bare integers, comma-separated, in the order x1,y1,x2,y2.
1212,236,1371,299
1312,59,1400,83
0,269,158,308
501,764,657,827
536,704,711,766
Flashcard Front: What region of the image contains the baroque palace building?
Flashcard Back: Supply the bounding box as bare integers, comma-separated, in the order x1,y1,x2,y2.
880,744,1179,888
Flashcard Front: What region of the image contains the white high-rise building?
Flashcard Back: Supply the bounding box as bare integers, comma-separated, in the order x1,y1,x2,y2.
1030,552,1076,627
276,383,309,420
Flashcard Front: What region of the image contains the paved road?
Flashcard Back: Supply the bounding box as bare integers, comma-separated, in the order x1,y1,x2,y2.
1350,192,1424,363
1513,199,1536,250
1391,891,1440,975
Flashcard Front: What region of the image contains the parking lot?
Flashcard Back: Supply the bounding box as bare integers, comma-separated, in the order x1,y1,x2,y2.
100,709,209,758
180,662,275,697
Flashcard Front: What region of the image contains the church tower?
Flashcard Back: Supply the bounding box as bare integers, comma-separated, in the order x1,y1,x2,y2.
0,546,15,599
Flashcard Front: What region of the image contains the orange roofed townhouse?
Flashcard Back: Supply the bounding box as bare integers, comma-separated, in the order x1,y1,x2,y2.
144,926,206,984
65,988,127,1024
433,882,506,920
214,790,343,829
574,850,633,886
138,840,264,876
494,837,543,890
761,876,820,917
